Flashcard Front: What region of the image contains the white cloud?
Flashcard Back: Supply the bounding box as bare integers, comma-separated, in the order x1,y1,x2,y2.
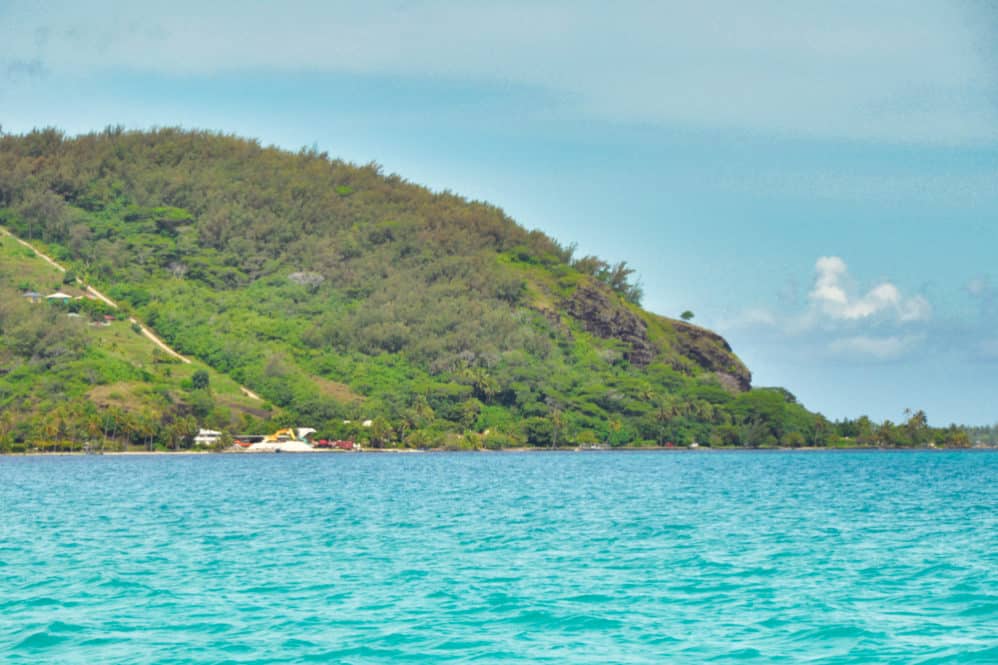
899,295,933,322
720,256,934,362
1,0,996,145
809,256,931,323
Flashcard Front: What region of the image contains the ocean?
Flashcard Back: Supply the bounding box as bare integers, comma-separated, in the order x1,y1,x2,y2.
1,451,996,663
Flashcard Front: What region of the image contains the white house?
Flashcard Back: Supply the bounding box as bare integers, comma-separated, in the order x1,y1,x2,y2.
193,429,223,446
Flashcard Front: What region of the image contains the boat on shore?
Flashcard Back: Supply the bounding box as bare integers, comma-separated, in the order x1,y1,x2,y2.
234,428,317,453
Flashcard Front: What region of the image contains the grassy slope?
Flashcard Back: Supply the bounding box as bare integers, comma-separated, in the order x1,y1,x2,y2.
0,128,830,449
0,233,271,444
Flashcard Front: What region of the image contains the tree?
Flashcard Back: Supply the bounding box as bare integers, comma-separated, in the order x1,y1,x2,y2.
680,310,694,321
16,189,66,241
854,415,875,445
782,431,806,448
0,411,14,453
369,417,393,448
86,414,103,450
175,416,199,450
214,430,234,452
549,406,565,448
462,366,498,403
903,408,929,447
809,415,832,447
523,417,553,447
941,425,970,448
876,420,897,447
188,389,215,418
191,369,210,391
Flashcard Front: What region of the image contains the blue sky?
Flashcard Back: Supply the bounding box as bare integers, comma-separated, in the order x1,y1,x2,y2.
2,0,997,425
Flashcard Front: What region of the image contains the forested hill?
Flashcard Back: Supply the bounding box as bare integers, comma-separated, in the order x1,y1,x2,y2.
0,126,839,449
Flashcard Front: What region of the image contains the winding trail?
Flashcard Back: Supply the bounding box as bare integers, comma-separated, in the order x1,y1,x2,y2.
2,227,262,401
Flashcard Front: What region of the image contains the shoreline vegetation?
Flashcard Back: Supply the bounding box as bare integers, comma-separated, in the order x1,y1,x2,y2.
0,127,993,455
6,446,996,457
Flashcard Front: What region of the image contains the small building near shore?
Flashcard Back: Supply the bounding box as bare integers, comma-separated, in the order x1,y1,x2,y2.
194,429,223,447
45,291,73,302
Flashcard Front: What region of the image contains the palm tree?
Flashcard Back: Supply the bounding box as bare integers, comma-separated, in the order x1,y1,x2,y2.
86,413,103,452
0,411,14,452
550,407,565,448
42,415,60,450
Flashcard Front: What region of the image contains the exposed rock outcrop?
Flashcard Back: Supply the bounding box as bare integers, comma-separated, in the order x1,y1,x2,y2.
564,284,656,367
671,320,752,391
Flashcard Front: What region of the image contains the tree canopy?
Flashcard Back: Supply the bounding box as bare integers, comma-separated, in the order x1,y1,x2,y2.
0,127,974,451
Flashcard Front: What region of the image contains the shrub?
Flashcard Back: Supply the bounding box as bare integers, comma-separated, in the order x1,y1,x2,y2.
482,431,517,449
192,369,210,391
782,431,806,448
523,417,553,447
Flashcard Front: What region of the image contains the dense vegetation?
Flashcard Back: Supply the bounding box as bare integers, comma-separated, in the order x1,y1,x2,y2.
0,232,271,452
0,127,984,450
963,425,998,447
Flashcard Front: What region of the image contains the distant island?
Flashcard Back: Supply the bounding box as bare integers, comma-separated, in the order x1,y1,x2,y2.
0,127,984,453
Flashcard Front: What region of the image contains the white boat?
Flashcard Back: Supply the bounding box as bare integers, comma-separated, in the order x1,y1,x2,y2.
244,440,314,453
242,428,316,453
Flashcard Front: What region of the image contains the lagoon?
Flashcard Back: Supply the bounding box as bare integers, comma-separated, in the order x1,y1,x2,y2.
2,451,996,663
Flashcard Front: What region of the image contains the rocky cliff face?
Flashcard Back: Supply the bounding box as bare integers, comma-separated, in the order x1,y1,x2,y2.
564,284,656,367
564,283,752,391
671,320,752,391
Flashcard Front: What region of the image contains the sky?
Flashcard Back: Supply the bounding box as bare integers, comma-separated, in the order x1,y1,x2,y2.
1,0,997,425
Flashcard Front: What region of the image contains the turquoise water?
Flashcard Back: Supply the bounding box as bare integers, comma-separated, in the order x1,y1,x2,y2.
1,451,996,663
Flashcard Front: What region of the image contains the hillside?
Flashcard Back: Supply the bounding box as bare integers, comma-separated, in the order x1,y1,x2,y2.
0,230,272,451
0,126,830,449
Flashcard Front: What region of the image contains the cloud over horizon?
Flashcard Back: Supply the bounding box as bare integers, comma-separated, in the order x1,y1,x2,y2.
724,256,934,362
810,256,932,323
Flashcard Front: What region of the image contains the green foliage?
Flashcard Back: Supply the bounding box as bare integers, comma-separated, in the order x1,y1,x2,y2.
962,424,997,447
523,417,554,447
0,231,271,451
0,127,968,452
192,369,210,391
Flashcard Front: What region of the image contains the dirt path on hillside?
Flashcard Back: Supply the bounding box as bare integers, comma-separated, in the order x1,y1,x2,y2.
126,317,191,364
240,386,263,400
3,229,69,274
2,227,263,400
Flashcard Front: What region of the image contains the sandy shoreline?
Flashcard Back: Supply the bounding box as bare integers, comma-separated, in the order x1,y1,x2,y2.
4,446,994,457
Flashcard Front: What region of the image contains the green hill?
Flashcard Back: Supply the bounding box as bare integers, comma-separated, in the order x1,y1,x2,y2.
1,126,831,450
0,230,273,451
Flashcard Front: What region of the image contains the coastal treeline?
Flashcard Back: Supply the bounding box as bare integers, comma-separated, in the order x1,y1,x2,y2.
963,424,998,447
0,127,985,451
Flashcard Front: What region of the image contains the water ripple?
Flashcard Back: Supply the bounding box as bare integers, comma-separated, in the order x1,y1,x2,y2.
1,451,996,663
